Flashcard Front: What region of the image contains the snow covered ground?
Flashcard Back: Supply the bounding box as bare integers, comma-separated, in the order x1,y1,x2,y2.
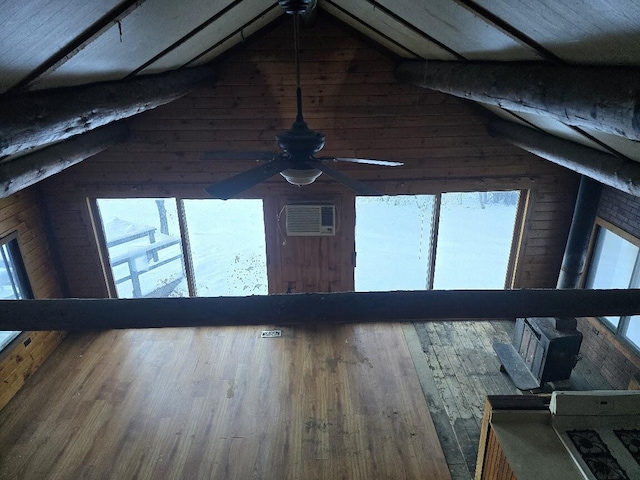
355,195,435,291
98,193,520,297
97,198,268,298
183,199,267,297
433,192,519,289
355,192,519,291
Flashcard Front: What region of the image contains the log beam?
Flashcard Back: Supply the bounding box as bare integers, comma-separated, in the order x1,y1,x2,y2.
0,65,216,158
1,289,639,331
488,119,640,197
0,122,129,198
395,61,640,140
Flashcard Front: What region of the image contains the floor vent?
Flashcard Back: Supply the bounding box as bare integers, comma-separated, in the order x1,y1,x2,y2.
261,330,282,338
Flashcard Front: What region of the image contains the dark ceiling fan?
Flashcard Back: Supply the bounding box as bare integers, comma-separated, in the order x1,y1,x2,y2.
203,0,403,200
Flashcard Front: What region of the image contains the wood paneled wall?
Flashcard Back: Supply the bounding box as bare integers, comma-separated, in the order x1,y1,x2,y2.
40,13,579,298
264,193,355,294
0,188,65,410
577,186,640,386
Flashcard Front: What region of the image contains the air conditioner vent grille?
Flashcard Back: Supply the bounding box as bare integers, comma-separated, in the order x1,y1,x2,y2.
285,204,335,236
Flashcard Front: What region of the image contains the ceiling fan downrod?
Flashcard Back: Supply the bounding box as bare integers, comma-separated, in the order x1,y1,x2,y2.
275,2,325,162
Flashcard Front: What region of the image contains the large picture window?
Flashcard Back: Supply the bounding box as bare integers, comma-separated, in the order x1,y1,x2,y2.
355,195,436,291
585,220,640,350
355,191,521,291
0,234,32,350
95,198,268,298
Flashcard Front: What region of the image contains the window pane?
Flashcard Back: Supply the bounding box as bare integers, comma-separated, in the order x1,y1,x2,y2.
183,199,267,297
585,228,639,328
97,199,188,298
0,240,28,350
586,228,638,289
624,316,640,349
355,195,436,291
433,191,520,289
0,244,22,300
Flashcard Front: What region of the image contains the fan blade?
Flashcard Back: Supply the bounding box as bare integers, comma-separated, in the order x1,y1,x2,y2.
315,156,403,167
205,156,293,200
306,159,381,196
202,151,277,161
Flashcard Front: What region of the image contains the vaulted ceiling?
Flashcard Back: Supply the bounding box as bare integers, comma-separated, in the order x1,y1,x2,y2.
2,0,639,168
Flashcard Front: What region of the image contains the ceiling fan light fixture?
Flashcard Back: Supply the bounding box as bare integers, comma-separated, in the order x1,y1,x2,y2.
280,168,322,186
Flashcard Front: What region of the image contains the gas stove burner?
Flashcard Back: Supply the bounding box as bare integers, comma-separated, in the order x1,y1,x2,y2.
568,430,611,455
615,430,640,464
583,457,630,480
567,430,630,480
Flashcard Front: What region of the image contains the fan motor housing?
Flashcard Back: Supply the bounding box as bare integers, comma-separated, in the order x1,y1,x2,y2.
278,0,312,15
276,121,325,160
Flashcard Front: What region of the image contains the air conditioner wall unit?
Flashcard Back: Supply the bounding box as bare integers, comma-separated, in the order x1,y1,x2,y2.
285,204,336,236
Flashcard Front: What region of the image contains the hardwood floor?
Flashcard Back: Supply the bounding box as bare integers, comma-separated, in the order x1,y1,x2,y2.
0,324,451,480
411,320,613,480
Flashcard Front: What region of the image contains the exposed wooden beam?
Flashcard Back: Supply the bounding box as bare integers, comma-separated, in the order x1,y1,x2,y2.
395,61,640,140
1,289,639,331
0,122,129,198
0,65,216,158
488,119,640,197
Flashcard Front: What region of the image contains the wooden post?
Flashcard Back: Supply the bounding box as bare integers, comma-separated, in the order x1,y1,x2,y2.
0,122,129,198
395,61,640,140
488,119,640,197
0,65,216,157
0,289,639,331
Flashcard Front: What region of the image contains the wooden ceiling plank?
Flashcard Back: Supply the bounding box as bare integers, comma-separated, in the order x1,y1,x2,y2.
468,0,640,64
321,0,446,60
364,0,539,60
143,1,282,74
488,119,640,197
30,0,236,89
0,0,126,93
396,60,640,141
453,0,562,63
7,0,146,94
578,129,640,163
180,5,283,69
0,123,129,198
0,65,216,158
0,289,639,330
328,0,463,60
127,0,247,77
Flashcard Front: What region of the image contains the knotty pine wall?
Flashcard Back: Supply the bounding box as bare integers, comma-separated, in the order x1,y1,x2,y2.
40,13,579,298
0,187,65,410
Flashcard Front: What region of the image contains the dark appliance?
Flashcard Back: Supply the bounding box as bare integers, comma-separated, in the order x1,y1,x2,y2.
494,317,583,390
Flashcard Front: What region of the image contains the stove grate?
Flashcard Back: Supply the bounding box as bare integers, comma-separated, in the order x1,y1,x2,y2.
567,430,630,480
614,430,640,466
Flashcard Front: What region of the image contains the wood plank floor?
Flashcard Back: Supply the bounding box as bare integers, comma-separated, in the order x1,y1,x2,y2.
411,320,613,480
0,323,451,480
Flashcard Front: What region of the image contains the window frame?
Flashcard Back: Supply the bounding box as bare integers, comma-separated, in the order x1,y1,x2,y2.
584,217,640,353
90,197,269,299
0,232,33,351
354,189,525,292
